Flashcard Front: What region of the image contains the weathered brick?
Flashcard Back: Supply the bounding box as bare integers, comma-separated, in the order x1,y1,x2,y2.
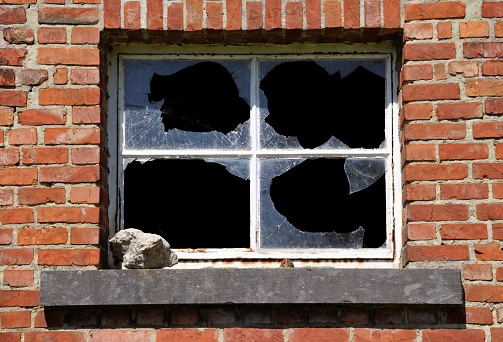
407,245,469,261
325,0,342,28
39,88,100,106
383,0,400,28
167,3,184,30
73,107,101,124
482,61,503,76
0,90,26,106
0,289,39,307
18,69,48,85
408,203,469,221
440,183,488,200
439,143,488,160
343,0,359,29
492,328,503,342
38,7,99,24
408,309,437,324
53,68,67,85
404,43,456,61
404,2,465,21
71,186,100,203
0,310,31,328
402,103,432,120
465,284,503,303
286,2,303,30
466,79,503,97
3,28,33,44
374,309,405,325
405,183,435,201
449,61,478,77
0,108,13,125
436,102,482,120
406,163,467,181
37,27,66,44
19,108,66,125
0,149,20,166
437,22,452,39
460,21,489,38
0,190,14,206
71,27,100,44
223,328,281,342
25,331,85,342
496,21,503,38
38,248,100,266
0,7,26,24
71,68,100,85
0,168,37,185
440,223,488,239
3,269,34,287
18,227,67,245
247,1,263,30
477,203,503,220
462,264,492,281
206,2,223,30
89,330,151,342
340,308,368,324
407,223,436,240
434,63,447,80
0,208,34,224
45,127,100,144
34,309,64,328
38,206,100,223
38,48,100,66
124,1,141,30
290,328,350,342
72,147,100,164
402,83,460,101
482,2,503,18
404,23,433,40
404,123,465,140
406,144,435,161
18,187,65,205
402,64,433,81
0,248,33,265
40,165,100,183
494,183,503,198
464,42,503,58
71,227,100,245
473,122,503,138
475,243,503,261
473,163,503,179
9,127,37,145
0,49,26,66
0,69,15,86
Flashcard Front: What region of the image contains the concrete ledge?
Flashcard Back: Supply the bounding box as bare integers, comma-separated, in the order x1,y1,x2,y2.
41,268,463,306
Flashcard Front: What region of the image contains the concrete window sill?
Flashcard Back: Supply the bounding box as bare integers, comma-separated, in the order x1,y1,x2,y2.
41,268,463,306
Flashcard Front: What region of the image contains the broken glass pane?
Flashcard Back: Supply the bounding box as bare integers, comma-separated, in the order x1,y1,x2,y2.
123,159,250,248
344,158,386,194
259,59,386,150
124,59,251,149
203,158,250,180
260,158,386,248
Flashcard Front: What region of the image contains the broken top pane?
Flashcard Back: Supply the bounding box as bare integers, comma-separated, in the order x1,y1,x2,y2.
259,59,386,150
123,59,251,150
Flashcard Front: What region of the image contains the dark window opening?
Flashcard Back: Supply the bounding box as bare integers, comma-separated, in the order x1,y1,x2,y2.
148,61,250,134
260,61,385,149
270,159,386,248
123,159,250,249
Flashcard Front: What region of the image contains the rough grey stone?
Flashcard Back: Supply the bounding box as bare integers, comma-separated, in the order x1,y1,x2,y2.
41,268,463,306
109,228,178,269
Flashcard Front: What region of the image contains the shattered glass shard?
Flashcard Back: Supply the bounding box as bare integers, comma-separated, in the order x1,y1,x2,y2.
344,158,386,194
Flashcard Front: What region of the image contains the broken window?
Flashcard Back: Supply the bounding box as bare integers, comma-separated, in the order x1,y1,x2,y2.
118,53,396,259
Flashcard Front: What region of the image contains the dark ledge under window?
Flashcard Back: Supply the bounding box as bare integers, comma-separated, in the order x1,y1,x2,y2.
41,268,463,306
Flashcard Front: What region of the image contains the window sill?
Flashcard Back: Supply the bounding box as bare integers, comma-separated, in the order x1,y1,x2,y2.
41,268,462,306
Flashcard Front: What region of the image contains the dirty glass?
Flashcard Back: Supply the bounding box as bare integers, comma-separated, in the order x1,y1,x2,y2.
259,59,386,150
123,59,251,150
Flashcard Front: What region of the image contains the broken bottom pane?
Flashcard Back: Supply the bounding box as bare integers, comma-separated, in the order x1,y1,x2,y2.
123,159,250,249
261,158,386,248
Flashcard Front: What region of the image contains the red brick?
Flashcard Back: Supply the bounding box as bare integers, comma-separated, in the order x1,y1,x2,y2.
39,165,99,183
38,206,100,223
0,248,33,265
0,208,34,224
340,308,368,324
25,331,86,342
226,0,242,30
22,148,68,164
374,309,405,324
466,79,503,97
402,103,433,120
407,203,469,221
38,48,99,66
491,328,503,342
0,168,37,185
38,248,100,266
104,0,120,28
34,309,64,328
71,186,100,204
459,21,489,38
147,0,163,30
39,88,100,105
0,289,39,307
38,7,99,24
3,269,34,287
405,144,435,161
45,127,100,144
463,263,492,280
482,61,503,76
18,228,67,245
247,1,263,30
494,183,503,199
9,127,36,145
407,223,436,240
437,22,452,39
72,107,101,124
404,43,456,62
0,149,20,166
402,65,433,81
475,243,503,261
449,61,478,77
206,2,223,30
437,102,482,120
222,328,282,342
403,23,432,40
407,245,469,261
19,108,66,126
0,310,31,328
0,7,26,24
362,0,379,28
464,42,503,58
439,143,488,160
286,2,303,30
474,163,503,179
403,83,460,102
0,108,14,125
37,27,66,44
404,2,465,21
405,183,435,200
440,223,488,239
0,69,15,86
18,187,65,205
406,163,467,181
474,122,503,139
71,68,99,85
434,63,447,80
482,2,503,18
89,330,150,342
441,183,488,200
343,0,359,29
498,267,503,281
382,0,400,28
186,0,203,31
465,284,503,303
289,328,350,342
167,3,184,30
477,203,503,220
71,227,100,245
0,90,26,106
124,1,141,30
0,130,4,147
355,329,416,342
496,21,503,38
404,122,465,140
0,190,14,206
3,27,34,44
71,27,100,44
0,49,27,66
156,329,218,342
18,69,48,85
305,0,320,29
325,0,341,28
72,147,100,164
53,68,67,84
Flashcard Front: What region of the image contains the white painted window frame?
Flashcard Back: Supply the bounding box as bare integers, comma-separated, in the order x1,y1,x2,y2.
107,44,402,268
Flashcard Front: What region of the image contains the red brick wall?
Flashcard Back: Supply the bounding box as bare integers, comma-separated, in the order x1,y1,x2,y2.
1,0,503,340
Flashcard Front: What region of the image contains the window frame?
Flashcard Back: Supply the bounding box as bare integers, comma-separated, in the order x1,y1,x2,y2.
107,44,402,267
